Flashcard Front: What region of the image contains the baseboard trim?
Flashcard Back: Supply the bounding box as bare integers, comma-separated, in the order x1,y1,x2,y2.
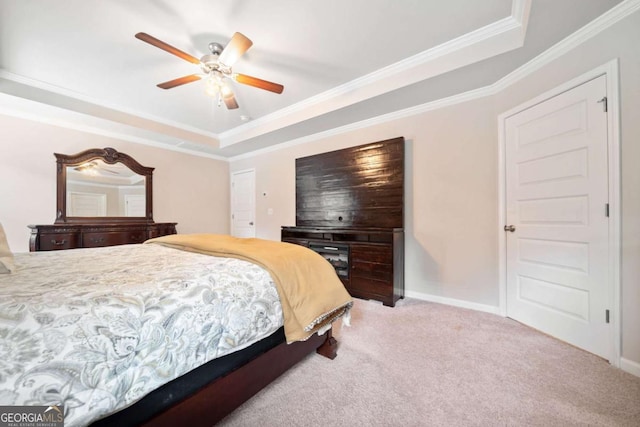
405,290,501,316
405,291,640,378
620,357,640,378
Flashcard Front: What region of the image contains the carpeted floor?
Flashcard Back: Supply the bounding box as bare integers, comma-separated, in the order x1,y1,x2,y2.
218,298,640,426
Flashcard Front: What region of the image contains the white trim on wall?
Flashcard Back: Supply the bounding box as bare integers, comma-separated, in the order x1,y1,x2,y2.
405,290,501,316
229,0,638,162
220,0,532,147
3,0,633,162
620,358,640,378
0,92,226,161
496,59,622,368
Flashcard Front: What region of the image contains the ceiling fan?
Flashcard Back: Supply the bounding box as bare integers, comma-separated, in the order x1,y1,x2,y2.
74,161,120,175
135,32,284,110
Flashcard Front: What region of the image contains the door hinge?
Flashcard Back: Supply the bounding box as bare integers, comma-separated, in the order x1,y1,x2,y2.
605,309,610,324
597,96,608,112
605,203,610,217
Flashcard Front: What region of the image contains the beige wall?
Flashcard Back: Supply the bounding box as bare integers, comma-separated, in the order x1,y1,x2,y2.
231,12,640,368
232,96,500,307
0,115,230,253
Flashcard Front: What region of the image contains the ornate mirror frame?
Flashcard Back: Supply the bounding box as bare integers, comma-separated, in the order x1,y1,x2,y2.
55,147,154,224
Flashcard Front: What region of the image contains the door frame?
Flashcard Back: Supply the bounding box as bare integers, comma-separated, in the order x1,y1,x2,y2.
497,59,621,366
230,168,256,237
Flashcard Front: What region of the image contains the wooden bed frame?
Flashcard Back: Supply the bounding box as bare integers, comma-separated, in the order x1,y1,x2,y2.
142,329,337,426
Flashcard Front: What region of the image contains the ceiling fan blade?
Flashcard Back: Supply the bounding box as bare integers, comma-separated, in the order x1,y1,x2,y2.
223,92,239,110
235,74,284,94
157,74,202,89
135,32,201,65
219,32,253,66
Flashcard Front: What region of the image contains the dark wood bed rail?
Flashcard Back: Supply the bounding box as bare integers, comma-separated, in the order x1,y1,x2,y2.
143,330,336,426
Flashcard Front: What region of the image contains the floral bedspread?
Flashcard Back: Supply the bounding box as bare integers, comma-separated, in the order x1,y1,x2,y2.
0,244,283,426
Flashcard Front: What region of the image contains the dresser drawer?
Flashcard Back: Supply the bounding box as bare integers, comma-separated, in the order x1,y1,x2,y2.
350,243,392,280
29,223,177,252
351,261,393,281
350,244,392,264
39,233,80,251
83,231,147,248
148,223,177,239
349,276,393,299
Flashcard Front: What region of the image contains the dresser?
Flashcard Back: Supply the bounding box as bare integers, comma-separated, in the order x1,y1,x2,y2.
29,222,177,251
282,226,404,307
30,147,177,252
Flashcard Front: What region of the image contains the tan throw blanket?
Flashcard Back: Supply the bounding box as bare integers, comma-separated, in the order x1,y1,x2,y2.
145,234,353,343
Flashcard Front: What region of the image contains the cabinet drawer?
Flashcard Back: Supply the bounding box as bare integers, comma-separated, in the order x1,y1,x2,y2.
83,231,147,248
350,243,392,281
148,224,176,239
350,244,392,264
351,261,392,281
349,277,393,298
39,233,80,251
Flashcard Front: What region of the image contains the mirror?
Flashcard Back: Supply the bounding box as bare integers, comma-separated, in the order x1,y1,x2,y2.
66,159,146,217
55,147,154,223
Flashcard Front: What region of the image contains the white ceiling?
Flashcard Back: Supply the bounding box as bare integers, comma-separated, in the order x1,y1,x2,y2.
0,0,625,158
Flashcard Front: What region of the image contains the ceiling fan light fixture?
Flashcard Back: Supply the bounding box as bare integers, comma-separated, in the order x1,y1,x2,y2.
221,83,233,97
136,31,283,110
204,72,236,108
75,162,98,175
204,72,224,97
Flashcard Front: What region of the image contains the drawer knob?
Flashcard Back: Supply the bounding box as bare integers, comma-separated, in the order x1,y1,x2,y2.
51,239,67,246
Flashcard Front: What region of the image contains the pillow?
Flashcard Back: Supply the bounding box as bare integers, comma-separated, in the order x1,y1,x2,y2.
0,223,15,274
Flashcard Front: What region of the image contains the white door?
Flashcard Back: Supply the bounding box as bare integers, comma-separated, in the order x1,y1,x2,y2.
67,192,106,216
125,194,145,217
505,75,610,360
231,169,256,238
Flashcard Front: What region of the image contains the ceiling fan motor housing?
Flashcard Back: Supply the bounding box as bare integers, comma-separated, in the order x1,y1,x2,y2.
201,42,231,74
208,42,224,55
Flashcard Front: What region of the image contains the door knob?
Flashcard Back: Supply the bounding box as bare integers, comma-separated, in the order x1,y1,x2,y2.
504,225,516,232
249,222,254,226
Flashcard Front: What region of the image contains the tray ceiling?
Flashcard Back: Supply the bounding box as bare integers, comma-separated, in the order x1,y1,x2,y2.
0,0,627,158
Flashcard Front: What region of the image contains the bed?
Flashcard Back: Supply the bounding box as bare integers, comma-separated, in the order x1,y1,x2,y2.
0,231,352,426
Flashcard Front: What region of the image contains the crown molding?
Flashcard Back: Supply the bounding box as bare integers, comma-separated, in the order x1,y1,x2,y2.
229,0,638,162
511,0,532,35
493,0,640,93
0,69,221,151
228,85,492,162
4,0,635,162
0,92,226,161
0,1,531,155
219,0,532,147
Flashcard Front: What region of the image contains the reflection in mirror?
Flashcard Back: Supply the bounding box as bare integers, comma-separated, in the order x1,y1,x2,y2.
66,159,146,217
55,147,154,224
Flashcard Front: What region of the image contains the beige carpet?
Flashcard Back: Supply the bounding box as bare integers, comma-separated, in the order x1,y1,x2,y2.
219,298,640,426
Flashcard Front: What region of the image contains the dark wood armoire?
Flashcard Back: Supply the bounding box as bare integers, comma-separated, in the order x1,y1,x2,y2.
282,137,404,307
